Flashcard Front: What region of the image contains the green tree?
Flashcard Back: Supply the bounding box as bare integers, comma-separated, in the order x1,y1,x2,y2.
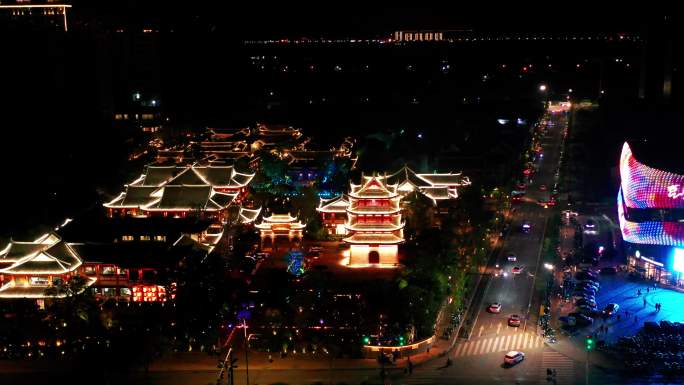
45,275,96,325
403,191,435,239
260,152,289,187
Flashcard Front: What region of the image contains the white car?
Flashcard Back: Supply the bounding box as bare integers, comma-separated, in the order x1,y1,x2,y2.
504,351,525,365
488,303,502,313
506,253,517,262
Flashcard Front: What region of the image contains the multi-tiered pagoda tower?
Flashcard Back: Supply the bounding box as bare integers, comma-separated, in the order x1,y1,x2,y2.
343,175,404,266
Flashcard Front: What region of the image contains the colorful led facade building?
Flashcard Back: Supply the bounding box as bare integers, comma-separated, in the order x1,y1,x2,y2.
343,176,404,266
618,142,684,285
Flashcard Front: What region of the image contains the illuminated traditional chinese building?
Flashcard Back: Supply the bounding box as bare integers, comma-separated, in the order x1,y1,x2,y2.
385,165,471,203
104,164,254,220
255,213,305,249
0,233,95,299
318,166,470,235
0,222,212,301
316,195,350,236
343,176,404,266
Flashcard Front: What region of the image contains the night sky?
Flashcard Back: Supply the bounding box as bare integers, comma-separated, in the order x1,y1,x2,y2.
70,3,648,37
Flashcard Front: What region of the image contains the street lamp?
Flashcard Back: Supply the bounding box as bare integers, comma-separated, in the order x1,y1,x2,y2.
544,263,554,271
538,84,549,109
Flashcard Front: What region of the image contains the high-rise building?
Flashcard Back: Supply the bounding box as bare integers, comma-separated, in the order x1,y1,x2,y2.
0,2,71,32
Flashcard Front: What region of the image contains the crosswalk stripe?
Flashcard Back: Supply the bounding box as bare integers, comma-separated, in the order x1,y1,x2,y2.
473,340,482,355
523,333,530,348
464,341,474,356
480,339,489,354
470,340,480,355
475,339,484,355
484,338,493,353
489,337,501,352
507,334,516,350
469,341,478,355
459,342,468,356
474,340,484,355
502,335,511,351
540,350,575,384
454,343,465,357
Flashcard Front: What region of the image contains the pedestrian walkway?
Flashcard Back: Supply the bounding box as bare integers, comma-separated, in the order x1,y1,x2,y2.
539,350,575,385
452,332,544,358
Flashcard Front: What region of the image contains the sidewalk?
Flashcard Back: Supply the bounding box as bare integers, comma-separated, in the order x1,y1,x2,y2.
150,270,491,375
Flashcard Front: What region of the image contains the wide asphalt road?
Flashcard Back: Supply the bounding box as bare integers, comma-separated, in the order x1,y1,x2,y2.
404,108,573,385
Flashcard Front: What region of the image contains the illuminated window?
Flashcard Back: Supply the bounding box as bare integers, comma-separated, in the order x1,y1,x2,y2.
120,288,132,296
154,235,166,242
335,224,347,235
102,288,116,297
84,266,96,275
30,277,49,286
102,266,116,275
140,235,151,241
122,235,134,241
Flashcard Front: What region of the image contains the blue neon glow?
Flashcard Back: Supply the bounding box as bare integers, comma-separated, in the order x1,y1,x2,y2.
673,248,684,273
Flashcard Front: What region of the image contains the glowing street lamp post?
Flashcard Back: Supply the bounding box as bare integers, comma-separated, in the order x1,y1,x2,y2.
539,84,549,108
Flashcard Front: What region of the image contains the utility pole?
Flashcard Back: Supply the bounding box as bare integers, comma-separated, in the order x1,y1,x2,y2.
243,319,250,385
586,349,590,385
217,347,232,385
585,336,594,385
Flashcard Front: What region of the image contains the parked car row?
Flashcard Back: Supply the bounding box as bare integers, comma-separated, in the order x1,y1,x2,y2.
562,268,620,328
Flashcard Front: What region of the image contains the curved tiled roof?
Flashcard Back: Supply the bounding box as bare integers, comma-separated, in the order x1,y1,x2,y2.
342,233,404,244
0,234,83,275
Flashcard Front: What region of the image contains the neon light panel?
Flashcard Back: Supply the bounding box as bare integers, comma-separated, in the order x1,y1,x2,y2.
618,188,684,247
673,248,684,273
620,142,684,209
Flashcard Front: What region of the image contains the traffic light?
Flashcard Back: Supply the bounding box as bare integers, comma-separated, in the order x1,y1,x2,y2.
585,336,594,351
363,336,370,344
398,336,405,346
